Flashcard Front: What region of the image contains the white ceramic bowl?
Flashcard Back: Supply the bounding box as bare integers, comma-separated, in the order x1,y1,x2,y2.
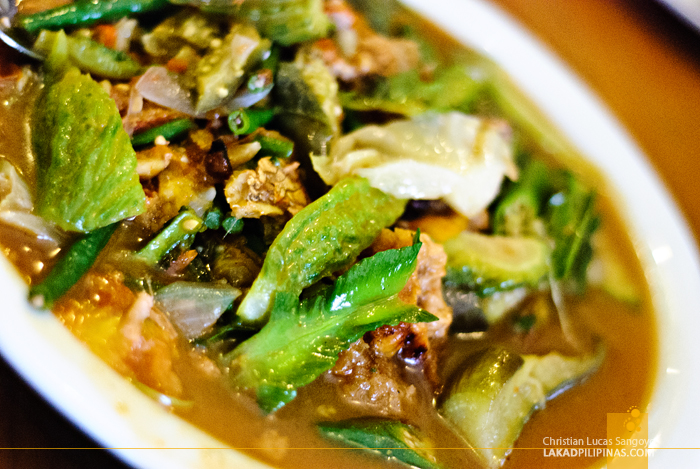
1,0,699,467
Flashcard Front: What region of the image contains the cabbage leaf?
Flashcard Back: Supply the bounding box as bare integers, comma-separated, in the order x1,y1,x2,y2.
312,112,518,217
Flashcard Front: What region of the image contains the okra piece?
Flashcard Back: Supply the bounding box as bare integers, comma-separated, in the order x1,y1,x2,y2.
131,119,195,147
16,0,171,34
134,209,203,266
228,108,276,136
28,223,119,309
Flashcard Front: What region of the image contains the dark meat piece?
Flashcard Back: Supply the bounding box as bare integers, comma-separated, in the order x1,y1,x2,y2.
326,228,453,416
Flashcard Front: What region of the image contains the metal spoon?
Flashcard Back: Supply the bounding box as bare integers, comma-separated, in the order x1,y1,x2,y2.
0,0,44,61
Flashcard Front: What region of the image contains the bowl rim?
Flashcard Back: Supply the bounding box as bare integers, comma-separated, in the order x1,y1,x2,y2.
1,0,700,467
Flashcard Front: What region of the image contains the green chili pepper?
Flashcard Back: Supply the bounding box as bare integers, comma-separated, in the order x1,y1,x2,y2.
134,209,203,266
16,0,171,34
131,119,195,148
228,108,276,136
28,223,119,309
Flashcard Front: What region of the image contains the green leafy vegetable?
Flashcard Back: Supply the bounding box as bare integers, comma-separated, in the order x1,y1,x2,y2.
236,176,406,322
547,173,600,291
29,223,119,309
33,67,145,232
318,419,439,469
228,241,437,412
312,112,517,218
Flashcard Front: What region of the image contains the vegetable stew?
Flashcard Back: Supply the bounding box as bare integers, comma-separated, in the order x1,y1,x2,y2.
0,0,656,468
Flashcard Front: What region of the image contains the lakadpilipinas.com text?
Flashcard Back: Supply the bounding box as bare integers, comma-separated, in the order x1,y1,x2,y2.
542,437,651,458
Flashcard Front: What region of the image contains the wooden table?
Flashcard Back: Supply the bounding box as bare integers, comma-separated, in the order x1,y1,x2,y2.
2,0,700,467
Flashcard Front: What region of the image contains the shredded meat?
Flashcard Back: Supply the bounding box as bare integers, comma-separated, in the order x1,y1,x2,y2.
224,157,309,219
55,273,184,397
327,228,453,416
309,0,420,81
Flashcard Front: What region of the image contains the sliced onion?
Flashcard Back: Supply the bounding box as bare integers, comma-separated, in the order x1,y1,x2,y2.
154,281,241,339
126,85,143,118
135,67,201,117
222,86,272,113
0,158,32,212
0,211,69,247
0,159,68,247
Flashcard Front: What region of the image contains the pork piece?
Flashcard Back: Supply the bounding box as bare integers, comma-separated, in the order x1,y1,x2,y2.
327,229,453,416
224,157,309,219
330,337,418,417
55,272,184,397
133,188,180,236
108,82,131,115
371,228,453,340
133,139,217,236
308,0,420,81
121,292,183,396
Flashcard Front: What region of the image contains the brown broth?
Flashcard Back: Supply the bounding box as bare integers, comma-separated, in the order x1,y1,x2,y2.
0,2,657,468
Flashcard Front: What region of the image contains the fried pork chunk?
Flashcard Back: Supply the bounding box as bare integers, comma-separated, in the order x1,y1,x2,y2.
224,157,309,219
327,229,453,416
